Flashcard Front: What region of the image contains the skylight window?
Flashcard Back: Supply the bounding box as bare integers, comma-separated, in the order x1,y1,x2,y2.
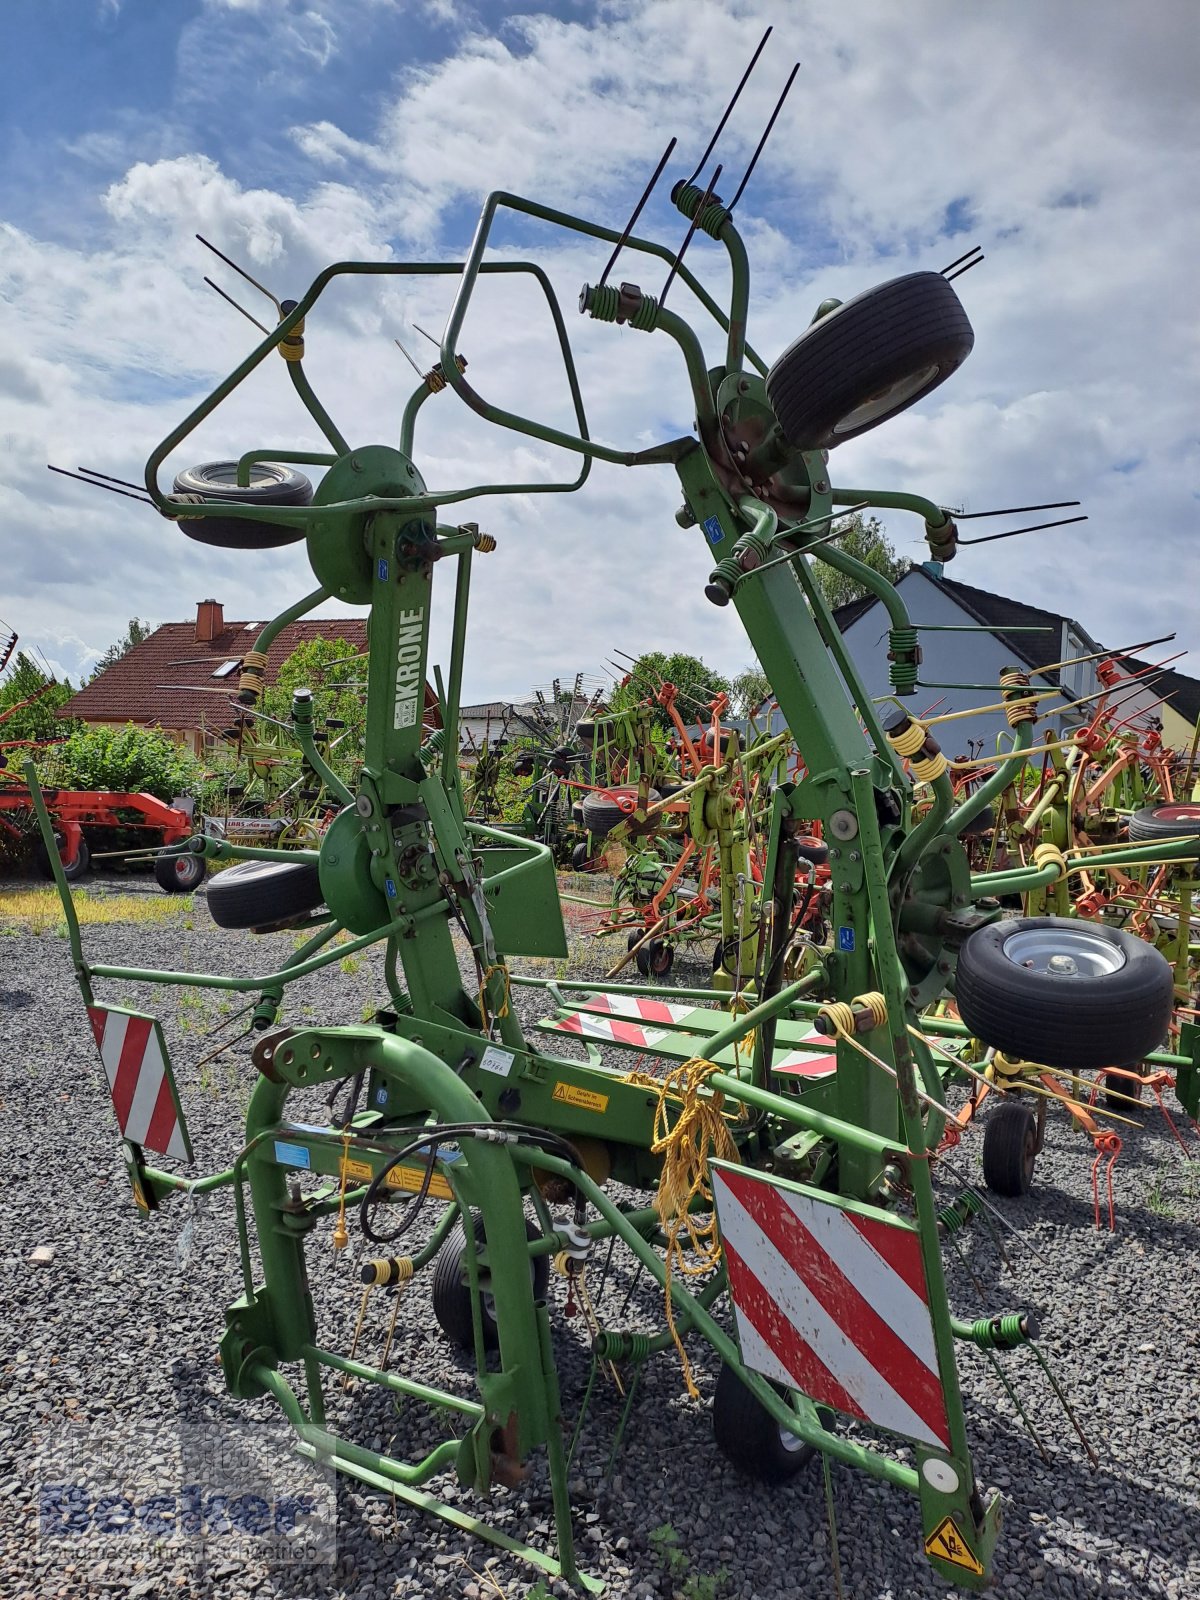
212,660,240,678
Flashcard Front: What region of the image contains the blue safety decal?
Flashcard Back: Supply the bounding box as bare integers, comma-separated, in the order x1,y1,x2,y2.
837,926,856,952
703,515,724,546
273,1140,311,1170
375,1087,388,1106
377,557,389,582
385,877,397,898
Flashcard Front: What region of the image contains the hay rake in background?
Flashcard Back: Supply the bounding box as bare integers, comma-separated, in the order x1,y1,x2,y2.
31,33,1200,1593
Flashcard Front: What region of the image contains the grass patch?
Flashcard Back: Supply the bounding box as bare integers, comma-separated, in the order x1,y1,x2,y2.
0,885,193,935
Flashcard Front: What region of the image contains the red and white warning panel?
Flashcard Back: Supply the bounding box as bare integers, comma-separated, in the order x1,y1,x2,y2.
88,1006,193,1162
711,1163,950,1449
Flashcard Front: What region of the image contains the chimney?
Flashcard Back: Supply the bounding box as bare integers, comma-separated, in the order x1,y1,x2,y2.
195,599,224,643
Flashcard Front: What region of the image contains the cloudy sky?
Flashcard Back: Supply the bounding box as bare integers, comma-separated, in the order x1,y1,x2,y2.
1,0,1197,704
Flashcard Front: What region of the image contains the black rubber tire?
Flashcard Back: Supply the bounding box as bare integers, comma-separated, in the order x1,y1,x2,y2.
431,1216,549,1352
36,831,90,881
1104,1071,1144,1111
712,1364,818,1482
571,841,590,871
169,461,312,549
154,850,206,892
766,272,974,451
206,858,324,931
794,835,829,866
960,804,996,838
955,916,1174,1071
981,1100,1037,1197
635,938,673,978
581,787,660,840
1128,803,1200,843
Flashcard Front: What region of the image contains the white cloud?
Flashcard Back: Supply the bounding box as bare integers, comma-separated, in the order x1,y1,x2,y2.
2,0,1198,708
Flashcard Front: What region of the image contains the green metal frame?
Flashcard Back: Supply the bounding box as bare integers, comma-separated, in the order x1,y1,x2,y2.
34,171,1200,1594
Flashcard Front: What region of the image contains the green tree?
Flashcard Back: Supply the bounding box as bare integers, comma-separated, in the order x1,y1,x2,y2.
811,514,908,611
0,653,76,746
610,650,730,732
730,663,771,720
261,636,367,786
90,618,154,680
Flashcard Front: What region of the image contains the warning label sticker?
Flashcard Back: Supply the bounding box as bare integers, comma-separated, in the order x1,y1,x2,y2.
552,1081,610,1115
344,1158,454,1202
924,1516,984,1576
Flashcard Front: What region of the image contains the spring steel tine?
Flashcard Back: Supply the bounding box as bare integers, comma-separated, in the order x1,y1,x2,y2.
659,164,721,310
195,234,282,315
1037,633,1176,675
957,513,1088,546
943,254,985,284
684,26,772,188
729,60,801,211
78,467,152,494
598,137,678,289
953,499,1081,520
935,1154,1053,1266
393,336,426,377
941,245,984,277
411,323,441,349
203,276,271,335
47,465,154,506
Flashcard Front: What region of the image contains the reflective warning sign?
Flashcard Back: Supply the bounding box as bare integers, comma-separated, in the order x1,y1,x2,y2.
924,1515,983,1575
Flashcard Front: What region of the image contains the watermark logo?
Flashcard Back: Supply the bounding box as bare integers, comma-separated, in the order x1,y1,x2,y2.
37,1420,336,1566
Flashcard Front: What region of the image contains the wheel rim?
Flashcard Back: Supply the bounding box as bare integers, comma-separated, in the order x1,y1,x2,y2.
197,462,292,493
1001,925,1127,978
778,1423,807,1453
832,364,940,434
1022,1119,1036,1181
1149,805,1200,825
172,856,197,884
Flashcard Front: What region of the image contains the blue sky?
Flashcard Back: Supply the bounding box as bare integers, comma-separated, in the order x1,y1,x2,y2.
1,0,1197,706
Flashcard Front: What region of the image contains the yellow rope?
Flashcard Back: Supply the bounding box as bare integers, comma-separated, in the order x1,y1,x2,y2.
651,1057,740,1398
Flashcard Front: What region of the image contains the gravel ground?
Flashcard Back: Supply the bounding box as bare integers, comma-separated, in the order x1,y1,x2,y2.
2,873,1199,1600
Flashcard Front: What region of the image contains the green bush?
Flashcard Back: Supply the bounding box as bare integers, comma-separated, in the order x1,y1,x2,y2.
0,653,77,745
37,723,200,802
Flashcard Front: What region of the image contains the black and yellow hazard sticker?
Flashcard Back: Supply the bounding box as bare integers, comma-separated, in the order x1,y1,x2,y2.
344,1157,454,1201
924,1515,984,1576
552,1081,609,1114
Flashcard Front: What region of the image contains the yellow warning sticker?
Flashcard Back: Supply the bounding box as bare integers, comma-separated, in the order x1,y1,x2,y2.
344,1157,454,1201
924,1516,984,1576
552,1081,610,1115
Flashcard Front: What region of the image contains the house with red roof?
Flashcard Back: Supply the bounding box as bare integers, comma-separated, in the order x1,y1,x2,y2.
62,600,366,756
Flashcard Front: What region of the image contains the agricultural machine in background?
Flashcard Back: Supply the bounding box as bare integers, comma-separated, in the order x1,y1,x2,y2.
32,36,1200,1593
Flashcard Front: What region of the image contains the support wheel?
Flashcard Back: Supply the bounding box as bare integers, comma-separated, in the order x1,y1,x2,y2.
712,1364,819,1481
169,461,312,549
1128,803,1200,842
35,831,90,882
766,272,974,451
581,787,660,840
431,1216,549,1351
1103,1071,1144,1112
206,859,324,931
955,917,1173,1071
635,937,674,978
571,841,590,871
154,850,207,892
982,1100,1037,1197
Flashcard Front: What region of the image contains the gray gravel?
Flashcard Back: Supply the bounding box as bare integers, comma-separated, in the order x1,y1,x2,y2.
2,873,1199,1600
